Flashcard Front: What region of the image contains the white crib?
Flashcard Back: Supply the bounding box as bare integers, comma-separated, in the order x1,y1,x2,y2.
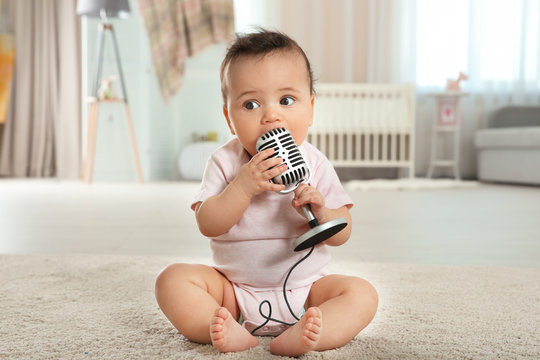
308,83,416,178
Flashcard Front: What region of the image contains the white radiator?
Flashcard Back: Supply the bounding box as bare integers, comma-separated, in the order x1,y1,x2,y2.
308,83,416,177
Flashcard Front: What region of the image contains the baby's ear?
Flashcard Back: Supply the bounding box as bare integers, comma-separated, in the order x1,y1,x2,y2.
308,95,315,126
223,106,236,135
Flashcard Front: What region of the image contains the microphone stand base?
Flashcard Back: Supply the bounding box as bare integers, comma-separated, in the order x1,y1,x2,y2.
293,217,348,252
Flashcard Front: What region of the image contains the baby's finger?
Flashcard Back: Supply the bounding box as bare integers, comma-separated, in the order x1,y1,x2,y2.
259,156,284,172
258,180,285,193
269,183,286,192
264,163,287,180
294,186,323,207
293,184,311,200
252,148,276,164
293,195,312,208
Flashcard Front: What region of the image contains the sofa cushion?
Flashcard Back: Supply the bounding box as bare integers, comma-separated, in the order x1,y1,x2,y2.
488,106,540,128
475,127,540,148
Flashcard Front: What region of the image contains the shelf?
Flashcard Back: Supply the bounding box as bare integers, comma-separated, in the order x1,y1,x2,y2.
432,160,457,167
86,96,126,104
428,91,469,97
435,127,459,132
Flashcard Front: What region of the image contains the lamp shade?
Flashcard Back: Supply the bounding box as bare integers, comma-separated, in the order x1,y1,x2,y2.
76,0,130,18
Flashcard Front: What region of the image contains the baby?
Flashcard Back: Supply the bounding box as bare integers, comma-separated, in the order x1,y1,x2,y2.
155,29,378,357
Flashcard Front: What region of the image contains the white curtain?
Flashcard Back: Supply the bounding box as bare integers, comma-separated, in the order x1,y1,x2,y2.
367,0,417,84
368,0,540,100
0,0,81,178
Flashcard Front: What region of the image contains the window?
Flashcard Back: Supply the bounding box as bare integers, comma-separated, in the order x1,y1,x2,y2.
415,0,539,88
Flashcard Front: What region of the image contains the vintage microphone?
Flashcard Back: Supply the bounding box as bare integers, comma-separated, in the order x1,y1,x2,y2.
256,128,348,251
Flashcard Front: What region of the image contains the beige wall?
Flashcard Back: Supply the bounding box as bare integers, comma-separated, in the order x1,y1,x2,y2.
279,0,369,84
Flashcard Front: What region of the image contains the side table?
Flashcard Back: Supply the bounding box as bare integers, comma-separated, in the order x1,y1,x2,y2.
426,92,468,180
81,97,144,184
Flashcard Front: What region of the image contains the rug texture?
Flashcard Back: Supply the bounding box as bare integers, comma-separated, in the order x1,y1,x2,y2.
1,254,538,359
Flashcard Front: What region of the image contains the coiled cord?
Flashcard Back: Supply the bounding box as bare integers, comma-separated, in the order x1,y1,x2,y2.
250,245,315,335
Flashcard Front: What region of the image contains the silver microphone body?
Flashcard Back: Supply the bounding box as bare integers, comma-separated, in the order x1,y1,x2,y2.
255,128,310,194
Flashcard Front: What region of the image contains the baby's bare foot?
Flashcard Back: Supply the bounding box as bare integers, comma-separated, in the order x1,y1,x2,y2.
269,307,323,357
210,307,259,352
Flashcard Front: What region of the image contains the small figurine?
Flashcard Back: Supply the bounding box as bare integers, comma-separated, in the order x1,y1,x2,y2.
446,72,468,92
97,75,119,100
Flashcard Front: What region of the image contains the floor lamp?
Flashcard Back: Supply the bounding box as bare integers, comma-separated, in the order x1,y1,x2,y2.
77,0,144,184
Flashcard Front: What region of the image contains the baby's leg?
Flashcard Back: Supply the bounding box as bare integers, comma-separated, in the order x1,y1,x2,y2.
270,275,378,356
155,263,258,351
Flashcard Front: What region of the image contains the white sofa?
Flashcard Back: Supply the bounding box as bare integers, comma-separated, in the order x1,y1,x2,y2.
474,106,540,185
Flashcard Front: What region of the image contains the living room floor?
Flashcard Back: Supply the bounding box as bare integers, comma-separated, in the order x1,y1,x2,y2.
1,179,539,267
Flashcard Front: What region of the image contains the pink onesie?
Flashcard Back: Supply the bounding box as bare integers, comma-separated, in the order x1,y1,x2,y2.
191,138,353,335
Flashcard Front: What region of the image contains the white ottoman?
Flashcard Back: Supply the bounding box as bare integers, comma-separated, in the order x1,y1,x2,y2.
178,141,220,180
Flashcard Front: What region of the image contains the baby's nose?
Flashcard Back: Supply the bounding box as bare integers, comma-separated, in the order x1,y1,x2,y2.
262,106,282,123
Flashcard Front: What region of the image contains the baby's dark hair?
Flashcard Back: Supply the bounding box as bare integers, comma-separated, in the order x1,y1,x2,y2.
220,28,314,105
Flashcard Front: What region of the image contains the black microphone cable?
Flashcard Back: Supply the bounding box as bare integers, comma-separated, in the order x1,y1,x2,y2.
250,245,315,335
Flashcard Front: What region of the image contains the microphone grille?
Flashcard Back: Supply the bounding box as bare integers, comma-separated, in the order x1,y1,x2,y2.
256,128,310,192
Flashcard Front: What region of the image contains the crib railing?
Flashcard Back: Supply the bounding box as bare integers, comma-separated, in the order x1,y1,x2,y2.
308,83,416,177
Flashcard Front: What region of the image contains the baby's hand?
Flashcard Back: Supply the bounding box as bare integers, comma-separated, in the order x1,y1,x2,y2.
231,148,287,199
292,184,326,222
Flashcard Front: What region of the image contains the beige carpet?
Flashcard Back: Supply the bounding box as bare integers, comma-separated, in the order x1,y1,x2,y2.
1,254,539,359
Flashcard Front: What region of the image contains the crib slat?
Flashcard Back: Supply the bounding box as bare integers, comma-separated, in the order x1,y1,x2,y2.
391,132,397,161
382,133,388,162
400,133,406,161
335,95,343,162
373,131,379,162
321,132,327,160
364,133,372,161
329,133,335,162
356,133,361,161
347,133,353,162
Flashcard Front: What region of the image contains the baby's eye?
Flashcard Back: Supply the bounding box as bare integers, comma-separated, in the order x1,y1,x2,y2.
244,101,260,110
280,96,295,106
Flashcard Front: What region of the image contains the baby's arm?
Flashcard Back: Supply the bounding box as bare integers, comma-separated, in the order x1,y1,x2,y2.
292,184,352,247
195,148,287,237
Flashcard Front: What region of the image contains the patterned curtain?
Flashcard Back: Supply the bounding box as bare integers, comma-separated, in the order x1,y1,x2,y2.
138,0,235,102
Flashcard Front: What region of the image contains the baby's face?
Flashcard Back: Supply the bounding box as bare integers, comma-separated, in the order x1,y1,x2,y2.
223,50,314,156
